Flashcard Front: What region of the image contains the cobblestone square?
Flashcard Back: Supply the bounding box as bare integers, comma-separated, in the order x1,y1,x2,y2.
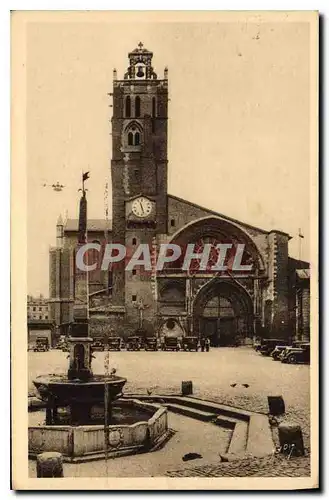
29,347,310,477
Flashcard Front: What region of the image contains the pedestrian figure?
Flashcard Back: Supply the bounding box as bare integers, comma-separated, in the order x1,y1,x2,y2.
205,337,210,352
200,337,205,352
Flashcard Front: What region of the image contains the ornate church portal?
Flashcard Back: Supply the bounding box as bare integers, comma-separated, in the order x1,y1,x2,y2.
193,281,253,346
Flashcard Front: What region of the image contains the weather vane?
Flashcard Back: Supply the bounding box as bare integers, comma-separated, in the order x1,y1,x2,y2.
78,171,90,195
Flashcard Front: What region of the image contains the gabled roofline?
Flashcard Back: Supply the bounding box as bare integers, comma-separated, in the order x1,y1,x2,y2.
168,194,291,238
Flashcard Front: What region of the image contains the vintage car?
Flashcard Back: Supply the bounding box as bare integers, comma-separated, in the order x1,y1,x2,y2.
107,337,122,351
162,336,181,351
34,337,49,352
182,336,199,351
61,341,69,352
254,342,262,352
126,336,142,351
259,339,289,356
271,345,290,360
281,343,310,364
91,340,105,352
144,337,158,351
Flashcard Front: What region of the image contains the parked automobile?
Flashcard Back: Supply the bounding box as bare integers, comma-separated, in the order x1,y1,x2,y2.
126,336,142,351
107,337,121,351
55,339,66,350
281,343,310,364
259,339,289,356
34,337,49,352
278,341,308,361
144,337,158,351
162,336,181,351
271,345,289,360
182,336,199,351
61,342,69,352
92,340,105,352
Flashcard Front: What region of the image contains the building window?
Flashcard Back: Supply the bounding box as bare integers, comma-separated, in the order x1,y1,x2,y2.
132,269,137,276
132,294,137,302
170,218,175,227
126,125,142,147
152,97,156,133
39,315,42,319
125,96,131,118
39,307,42,311
135,96,141,117
132,237,137,245
134,169,140,181
33,307,36,311
45,315,48,319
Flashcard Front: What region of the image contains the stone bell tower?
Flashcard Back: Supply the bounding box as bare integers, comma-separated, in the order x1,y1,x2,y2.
110,43,168,313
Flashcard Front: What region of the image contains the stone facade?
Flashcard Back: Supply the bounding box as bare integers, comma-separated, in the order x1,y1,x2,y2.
27,294,50,321
49,44,310,345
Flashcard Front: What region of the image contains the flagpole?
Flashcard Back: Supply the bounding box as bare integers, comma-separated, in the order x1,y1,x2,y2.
298,228,304,262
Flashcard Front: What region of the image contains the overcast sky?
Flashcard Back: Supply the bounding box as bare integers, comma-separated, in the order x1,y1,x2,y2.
26,15,311,296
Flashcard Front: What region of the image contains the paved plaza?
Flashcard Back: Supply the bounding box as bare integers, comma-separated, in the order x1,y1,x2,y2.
29,347,310,477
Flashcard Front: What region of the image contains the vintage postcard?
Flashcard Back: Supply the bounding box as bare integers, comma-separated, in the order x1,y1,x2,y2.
11,10,318,490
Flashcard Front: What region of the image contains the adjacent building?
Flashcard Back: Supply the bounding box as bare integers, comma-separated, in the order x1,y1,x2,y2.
27,294,50,321
27,294,53,347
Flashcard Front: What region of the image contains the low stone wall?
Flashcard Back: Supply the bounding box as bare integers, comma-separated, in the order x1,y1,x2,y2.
29,400,169,462
29,426,73,456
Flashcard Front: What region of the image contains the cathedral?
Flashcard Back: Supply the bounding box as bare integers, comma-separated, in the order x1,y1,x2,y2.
49,44,310,346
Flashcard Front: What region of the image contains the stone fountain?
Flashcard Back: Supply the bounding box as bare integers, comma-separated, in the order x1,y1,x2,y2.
33,322,127,426
30,322,169,462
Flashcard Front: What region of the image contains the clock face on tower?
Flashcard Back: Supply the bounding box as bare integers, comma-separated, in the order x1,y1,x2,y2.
131,197,153,218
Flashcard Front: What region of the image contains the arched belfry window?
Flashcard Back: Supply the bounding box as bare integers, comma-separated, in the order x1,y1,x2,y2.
135,96,141,118
125,96,131,118
125,122,143,148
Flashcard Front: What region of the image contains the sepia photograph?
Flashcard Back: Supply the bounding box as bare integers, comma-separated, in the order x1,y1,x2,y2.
11,10,318,490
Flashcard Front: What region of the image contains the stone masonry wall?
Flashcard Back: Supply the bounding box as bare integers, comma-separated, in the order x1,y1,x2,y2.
268,231,290,338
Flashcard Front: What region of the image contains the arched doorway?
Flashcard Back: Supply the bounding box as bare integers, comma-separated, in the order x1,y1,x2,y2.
193,280,253,346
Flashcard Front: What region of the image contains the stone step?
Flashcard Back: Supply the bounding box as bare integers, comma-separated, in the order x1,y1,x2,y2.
213,414,239,429
245,414,274,458
164,403,217,422
227,421,248,455
122,394,254,421
167,396,253,421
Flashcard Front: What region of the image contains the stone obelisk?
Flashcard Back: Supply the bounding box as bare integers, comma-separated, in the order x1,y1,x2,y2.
68,172,93,382
73,172,90,323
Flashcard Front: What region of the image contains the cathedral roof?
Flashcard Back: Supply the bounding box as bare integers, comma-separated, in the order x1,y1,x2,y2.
168,194,280,236
64,219,112,232
296,269,310,280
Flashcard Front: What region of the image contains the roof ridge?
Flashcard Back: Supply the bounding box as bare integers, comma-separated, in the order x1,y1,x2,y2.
168,194,291,237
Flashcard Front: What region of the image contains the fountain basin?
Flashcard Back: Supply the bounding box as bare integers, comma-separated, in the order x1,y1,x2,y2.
28,399,170,462
33,374,127,405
